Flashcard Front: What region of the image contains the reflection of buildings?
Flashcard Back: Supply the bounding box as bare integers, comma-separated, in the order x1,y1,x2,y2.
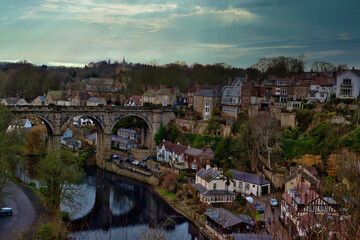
61,128,81,149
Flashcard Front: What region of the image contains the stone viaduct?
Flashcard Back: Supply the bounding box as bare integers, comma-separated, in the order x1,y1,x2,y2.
11,105,175,163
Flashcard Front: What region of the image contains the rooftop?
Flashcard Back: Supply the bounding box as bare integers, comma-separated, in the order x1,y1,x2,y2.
230,169,270,185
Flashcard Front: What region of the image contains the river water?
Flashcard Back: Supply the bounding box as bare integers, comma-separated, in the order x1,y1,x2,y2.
18,163,199,240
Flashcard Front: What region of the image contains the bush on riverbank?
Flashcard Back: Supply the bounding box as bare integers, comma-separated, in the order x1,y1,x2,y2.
38,223,55,240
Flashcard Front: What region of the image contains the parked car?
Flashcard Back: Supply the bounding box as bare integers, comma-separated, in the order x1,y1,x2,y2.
242,194,254,204
255,204,264,213
149,155,157,160
270,198,278,207
143,157,149,162
0,207,12,216
140,162,147,168
113,155,121,160
132,160,140,166
126,158,133,163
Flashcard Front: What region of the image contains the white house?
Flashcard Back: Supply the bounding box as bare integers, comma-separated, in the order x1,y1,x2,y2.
307,77,334,103
336,69,360,99
157,140,187,166
230,169,270,196
193,166,235,204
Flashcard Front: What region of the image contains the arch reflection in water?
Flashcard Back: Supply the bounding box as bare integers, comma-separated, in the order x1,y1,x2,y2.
70,167,197,240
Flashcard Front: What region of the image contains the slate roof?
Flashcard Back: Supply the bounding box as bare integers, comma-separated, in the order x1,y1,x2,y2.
205,208,243,228
230,169,270,185
282,184,319,212
1,97,28,105
38,96,45,103
76,92,91,100
194,89,222,98
196,167,220,182
185,147,203,156
86,133,97,141
118,128,140,134
350,69,360,77
158,140,187,155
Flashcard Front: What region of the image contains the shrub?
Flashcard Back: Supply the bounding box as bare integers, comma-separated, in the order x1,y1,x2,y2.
29,182,36,187
60,211,70,222
38,223,56,240
40,187,48,196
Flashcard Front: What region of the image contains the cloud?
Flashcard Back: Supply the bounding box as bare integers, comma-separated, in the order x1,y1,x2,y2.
2,17,8,21
218,45,308,58
192,6,255,23
305,50,349,59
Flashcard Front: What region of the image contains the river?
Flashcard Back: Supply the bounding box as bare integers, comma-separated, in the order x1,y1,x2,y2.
18,163,199,240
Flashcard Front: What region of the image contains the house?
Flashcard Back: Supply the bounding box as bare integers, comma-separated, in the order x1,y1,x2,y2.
85,77,124,104
117,128,140,140
221,77,244,118
230,169,270,196
264,77,293,108
141,86,178,106
45,91,68,105
335,69,360,99
187,83,212,108
240,81,265,111
184,146,214,171
86,97,106,106
285,164,320,192
71,92,91,106
155,86,178,106
7,119,32,132
307,77,334,103
205,208,252,240
1,97,29,106
61,128,81,149
85,133,97,146
31,96,46,106
111,136,137,150
193,88,222,120
193,166,235,204
176,93,188,106
281,183,340,237
156,140,188,167
124,95,141,106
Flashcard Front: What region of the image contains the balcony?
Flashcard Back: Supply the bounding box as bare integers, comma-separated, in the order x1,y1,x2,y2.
340,83,352,88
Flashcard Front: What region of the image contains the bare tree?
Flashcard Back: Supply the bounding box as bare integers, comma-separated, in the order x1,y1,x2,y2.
250,112,280,170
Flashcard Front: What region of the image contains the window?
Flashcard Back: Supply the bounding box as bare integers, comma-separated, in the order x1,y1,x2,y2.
343,78,352,86
239,182,243,189
282,88,287,94
246,183,250,191
275,88,280,95
213,183,216,189
233,182,236,187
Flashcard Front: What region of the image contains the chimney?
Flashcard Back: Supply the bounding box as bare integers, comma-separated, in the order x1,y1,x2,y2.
227,77,232,85
206,163,211,170
352,66,355,70
245,74,249,84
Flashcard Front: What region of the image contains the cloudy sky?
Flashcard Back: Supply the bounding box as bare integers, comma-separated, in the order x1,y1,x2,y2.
0,0,359,68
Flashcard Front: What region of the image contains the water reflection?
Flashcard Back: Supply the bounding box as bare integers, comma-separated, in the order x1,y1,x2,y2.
69,167,197,240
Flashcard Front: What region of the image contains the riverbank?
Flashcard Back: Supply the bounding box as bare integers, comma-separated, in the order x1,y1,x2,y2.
96,159,217,239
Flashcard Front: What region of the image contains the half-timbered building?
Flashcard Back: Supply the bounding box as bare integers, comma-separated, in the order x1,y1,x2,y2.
281,183,340,237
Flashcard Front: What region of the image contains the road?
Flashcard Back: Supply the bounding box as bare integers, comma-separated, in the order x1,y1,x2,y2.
252,191,290,240
0,180,36,239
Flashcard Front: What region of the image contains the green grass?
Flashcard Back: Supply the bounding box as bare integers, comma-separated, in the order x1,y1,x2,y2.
159,189,176,201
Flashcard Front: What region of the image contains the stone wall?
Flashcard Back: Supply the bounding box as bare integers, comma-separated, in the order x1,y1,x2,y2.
175,118,231,136
263,167,286,190
280,112,297,129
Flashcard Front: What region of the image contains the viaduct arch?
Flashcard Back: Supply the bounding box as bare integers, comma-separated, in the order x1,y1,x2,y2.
11,105,175,164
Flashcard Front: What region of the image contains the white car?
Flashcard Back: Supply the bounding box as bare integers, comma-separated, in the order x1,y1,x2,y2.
270,198,278,207
132,160,140,166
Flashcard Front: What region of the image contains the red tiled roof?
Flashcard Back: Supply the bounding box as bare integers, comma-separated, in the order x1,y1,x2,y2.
311,77,334,86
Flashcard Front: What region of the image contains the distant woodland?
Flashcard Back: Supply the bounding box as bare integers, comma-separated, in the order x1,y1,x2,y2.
0,55,343,101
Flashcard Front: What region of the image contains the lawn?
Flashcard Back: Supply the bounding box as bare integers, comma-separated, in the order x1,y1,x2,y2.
158,188,177,201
